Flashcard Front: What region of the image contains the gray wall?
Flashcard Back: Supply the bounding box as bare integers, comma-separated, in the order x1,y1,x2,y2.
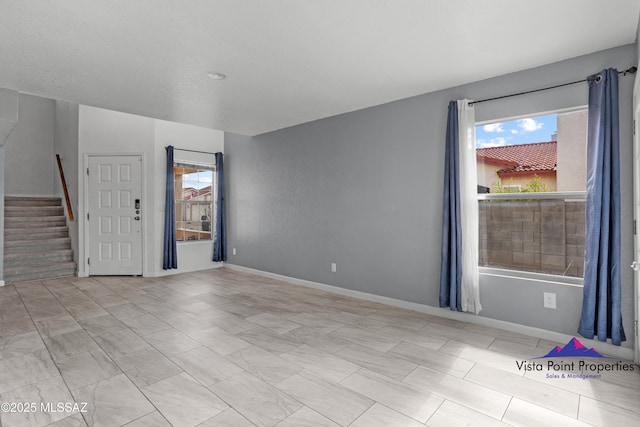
5,94,56,196
226,44,637,348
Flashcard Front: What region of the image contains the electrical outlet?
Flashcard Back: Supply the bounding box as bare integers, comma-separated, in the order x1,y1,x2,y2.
331,263,337,273
543,292,556,309
232,248,237,255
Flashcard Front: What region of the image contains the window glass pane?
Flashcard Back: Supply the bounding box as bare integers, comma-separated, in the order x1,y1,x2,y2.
476,110,587,278
478,197,585,277
176,202,185,221
173,162,215,241
176,222,186,241
175,167,187,201
183,173,199,192
476,111,587,193
176,190,187,201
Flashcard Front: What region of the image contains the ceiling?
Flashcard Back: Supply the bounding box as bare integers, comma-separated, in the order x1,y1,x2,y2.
1,1,638,136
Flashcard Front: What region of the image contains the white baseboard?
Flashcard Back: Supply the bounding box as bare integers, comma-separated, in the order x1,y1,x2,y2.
77,263,224,279
153,262,224,277
225,264,634,360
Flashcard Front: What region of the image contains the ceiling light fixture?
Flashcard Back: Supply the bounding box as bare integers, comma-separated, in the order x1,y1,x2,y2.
207,72,226,80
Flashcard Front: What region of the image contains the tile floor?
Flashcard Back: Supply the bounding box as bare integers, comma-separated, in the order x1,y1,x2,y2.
0,267,638,426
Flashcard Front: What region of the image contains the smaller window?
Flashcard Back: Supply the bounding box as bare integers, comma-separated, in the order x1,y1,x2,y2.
174,162,216,242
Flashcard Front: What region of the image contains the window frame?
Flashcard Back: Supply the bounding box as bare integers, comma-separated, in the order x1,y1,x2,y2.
475,107,588,284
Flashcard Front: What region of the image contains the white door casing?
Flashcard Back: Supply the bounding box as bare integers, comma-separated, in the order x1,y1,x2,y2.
633,72,640,365
87,155,143,275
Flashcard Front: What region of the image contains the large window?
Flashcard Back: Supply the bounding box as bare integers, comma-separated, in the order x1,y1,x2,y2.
476,109,587,278
174,162,215,241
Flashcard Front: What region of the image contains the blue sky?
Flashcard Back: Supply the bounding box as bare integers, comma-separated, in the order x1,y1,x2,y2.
182,171,213,189
475,114,557,148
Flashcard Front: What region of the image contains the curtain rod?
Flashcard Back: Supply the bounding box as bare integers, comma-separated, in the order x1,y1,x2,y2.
468,66,637,106
172,147,218,155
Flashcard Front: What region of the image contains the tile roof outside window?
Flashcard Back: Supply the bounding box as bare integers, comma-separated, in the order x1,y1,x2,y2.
476,141,557,174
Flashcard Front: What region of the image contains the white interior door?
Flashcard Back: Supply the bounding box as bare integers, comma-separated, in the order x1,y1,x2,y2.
633,76,640,365
88,155,142,275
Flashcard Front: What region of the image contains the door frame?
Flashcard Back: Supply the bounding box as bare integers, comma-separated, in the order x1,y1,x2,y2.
83,153,146,277
633,72,640,364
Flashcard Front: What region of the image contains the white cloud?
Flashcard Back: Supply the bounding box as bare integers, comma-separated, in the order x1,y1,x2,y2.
511,129,518,134
518,118,543,132
483,123,505,133
476,137,507,148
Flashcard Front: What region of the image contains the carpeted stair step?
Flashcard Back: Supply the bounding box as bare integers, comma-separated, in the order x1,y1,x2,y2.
3,196,77,283
4,216,67,228
4,262,76,283
4,237,71,254
4,249,74,268
5,205,65,217
4,196,62,207
5,226,70,241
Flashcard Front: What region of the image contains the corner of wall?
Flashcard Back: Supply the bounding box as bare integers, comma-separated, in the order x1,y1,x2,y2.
636,13,640,62
54,100,81,269
0,89,19,281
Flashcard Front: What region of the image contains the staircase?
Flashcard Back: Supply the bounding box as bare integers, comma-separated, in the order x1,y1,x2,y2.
4,196,76,283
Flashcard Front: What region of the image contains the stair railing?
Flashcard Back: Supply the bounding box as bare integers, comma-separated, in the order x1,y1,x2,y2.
55,154,74,222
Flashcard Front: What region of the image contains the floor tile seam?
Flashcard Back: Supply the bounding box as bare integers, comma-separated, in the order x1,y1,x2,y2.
461,325,543,348
500,396,516,425
339,367,449,424
172,348,250,387
338,399,376,427
110,365,193,424
464,359,587,395
576,394,585,425
393,363,516,420
111,342,189,387
2,281,77,400
505,395,593,425
461,362,586,418
271,369,375,427
48,311,186,403
577,393,640,419
139,329,202,359
120,409,172,427
24,293,99,427
421,397,450,426
205,371,300,426
522,368,640,409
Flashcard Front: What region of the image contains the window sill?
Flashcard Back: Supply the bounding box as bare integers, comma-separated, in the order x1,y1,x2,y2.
479,267,583,287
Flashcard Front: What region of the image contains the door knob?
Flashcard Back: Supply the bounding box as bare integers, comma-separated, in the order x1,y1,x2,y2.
631,261,640,271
